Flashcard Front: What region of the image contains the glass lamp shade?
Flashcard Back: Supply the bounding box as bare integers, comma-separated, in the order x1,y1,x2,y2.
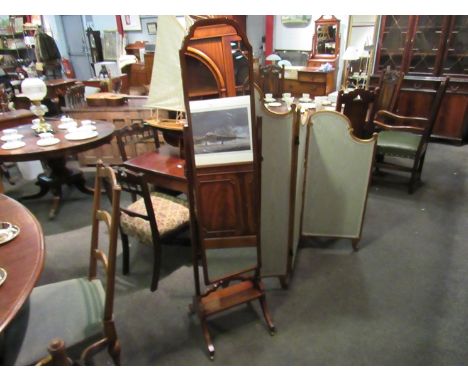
278,59,292,67
21,78,47,101
266,53,282,62
342,46,361,61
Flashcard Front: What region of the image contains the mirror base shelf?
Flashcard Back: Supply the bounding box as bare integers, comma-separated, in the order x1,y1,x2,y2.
189,280,275,360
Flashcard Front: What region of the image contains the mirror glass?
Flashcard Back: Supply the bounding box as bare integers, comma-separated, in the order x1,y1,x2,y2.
317,24,337,55
180,19,259,284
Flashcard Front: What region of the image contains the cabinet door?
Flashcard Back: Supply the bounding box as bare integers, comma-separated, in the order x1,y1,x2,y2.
375,16,413,73
441,16,468,77
407,16,449,75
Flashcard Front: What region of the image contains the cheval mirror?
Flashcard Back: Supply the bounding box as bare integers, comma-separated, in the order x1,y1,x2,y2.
179,17,275,359
308,15,341,68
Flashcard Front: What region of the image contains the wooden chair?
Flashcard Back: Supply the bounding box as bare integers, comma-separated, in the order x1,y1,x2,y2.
1,161,121,365
115,122,160,164
336,87,380,139
373,77,449,194
114,166,190,291
64,83,86,109
375,68,404,114
258,64,285,98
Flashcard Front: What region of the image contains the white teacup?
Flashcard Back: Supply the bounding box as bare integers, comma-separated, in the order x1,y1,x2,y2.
79,124,94,133
3,128,18,136
39,132,54,140
67,125,78,133
315,97,324,111
60,116,74,123
0,222,12,242
265,93,273,100
282,92,291,99
302,93,310,100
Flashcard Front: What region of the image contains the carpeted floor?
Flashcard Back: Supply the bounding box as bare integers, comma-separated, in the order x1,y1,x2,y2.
3,140,468,365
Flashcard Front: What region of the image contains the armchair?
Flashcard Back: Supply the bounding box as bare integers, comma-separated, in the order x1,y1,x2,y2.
336,87,380,139
373,77,449,193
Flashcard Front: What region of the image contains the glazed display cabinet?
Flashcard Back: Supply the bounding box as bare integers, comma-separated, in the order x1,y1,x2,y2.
373,15,468,143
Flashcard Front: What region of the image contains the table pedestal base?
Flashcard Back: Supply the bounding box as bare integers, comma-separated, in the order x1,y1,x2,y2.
21,157,93,219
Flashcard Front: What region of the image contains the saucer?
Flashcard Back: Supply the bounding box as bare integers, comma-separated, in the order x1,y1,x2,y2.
65,131,98,141
37,137,61,147
322,100,332,106
266,102,282,107
0,267,6,287
0,224,20,245
264,98,276,103
1,141,26,150
299,97,312,103
1,134,24,142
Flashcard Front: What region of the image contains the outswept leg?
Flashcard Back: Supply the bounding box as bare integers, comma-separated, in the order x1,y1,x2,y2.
259,295,276,335
200,316,215,360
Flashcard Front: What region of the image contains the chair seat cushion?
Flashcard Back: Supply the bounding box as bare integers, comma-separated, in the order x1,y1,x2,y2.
120,192,189,245
2,278,105,365
377,130,422,159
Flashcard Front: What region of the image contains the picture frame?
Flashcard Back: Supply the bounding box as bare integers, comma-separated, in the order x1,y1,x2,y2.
189,95,253,166
120,15,142,31
147,22,157,35
281,15,312,28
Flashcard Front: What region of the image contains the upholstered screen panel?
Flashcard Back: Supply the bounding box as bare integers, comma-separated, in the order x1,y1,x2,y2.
255,88,295,277
302,111,375,238
292,114,309,255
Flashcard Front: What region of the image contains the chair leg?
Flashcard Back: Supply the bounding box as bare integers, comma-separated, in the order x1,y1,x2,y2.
150,243,162,292
417,152,427,180
120,230,130,275
408,167,419,194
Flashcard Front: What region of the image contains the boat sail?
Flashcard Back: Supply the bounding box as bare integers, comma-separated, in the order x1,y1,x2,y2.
145,15,193,123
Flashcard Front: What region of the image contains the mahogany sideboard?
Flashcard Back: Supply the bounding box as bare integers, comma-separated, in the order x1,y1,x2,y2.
62,97,164,165
283,67,336,97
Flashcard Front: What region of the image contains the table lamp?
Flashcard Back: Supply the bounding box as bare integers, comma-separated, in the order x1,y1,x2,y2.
21,77,53,134
342,46,361,90
266,53,282,65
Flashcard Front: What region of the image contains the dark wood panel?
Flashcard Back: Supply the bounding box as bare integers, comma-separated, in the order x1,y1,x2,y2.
433,92,468,141
196,167,256,240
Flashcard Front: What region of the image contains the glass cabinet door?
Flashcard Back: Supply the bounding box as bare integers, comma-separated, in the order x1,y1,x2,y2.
442,16,468,76
376,16,411,72
407,15,447,75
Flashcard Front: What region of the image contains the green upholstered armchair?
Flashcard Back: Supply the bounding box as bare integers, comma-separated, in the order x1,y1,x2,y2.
2,162,121,365
373,77,449,194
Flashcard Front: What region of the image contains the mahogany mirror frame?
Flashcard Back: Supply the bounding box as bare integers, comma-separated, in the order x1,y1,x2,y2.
310,15,341,60
179,17,262,288
179,17,275,360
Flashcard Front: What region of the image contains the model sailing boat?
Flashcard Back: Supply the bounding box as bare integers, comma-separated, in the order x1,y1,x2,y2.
144,16,194,149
